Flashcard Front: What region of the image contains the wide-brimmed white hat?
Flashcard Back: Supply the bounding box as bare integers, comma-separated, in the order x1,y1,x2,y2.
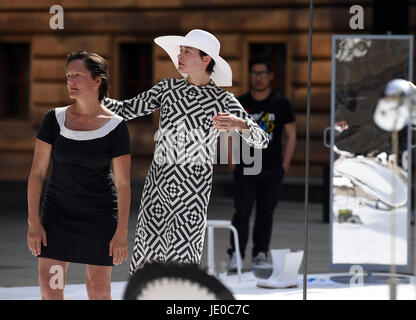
154,29,232,87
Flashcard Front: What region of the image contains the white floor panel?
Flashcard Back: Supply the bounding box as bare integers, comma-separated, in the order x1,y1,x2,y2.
1,272,415,300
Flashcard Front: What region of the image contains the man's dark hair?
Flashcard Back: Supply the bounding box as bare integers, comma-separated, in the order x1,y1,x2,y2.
249,56,273,73
65,51,109,101
199,50,216,75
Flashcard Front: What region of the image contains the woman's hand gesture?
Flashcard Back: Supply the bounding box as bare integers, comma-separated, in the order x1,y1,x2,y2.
212,112,248,133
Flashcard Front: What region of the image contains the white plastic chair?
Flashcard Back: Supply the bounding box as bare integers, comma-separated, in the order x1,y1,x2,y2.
206,219,242,281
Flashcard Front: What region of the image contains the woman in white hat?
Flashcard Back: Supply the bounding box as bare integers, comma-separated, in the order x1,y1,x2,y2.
103,29,269,275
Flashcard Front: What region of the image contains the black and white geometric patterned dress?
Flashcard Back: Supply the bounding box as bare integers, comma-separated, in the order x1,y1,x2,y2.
103,78,269,275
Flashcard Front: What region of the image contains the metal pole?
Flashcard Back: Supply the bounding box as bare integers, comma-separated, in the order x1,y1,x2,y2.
412,126,416,300
303,0,314,301
389,130,399,299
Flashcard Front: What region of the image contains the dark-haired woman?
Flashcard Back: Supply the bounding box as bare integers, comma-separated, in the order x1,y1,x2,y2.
27,51,131,300
103,29,269,275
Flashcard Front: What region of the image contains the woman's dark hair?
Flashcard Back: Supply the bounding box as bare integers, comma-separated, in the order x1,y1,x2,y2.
199,50,216,75
249,55,273,73
65,51,109,101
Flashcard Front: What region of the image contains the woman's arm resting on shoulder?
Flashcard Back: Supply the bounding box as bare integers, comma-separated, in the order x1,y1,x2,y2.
109,154,131,265
27,139,51,256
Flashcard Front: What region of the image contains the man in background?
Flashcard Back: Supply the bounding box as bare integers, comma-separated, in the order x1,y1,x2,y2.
227,56,296,270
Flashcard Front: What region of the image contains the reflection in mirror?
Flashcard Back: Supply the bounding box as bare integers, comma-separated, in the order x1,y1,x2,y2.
331,37,412,267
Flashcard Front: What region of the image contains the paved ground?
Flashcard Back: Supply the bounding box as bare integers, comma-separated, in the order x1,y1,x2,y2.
0,174,412,288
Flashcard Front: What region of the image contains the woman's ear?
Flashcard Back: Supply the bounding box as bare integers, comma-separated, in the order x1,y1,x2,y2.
94,76,102,88
203,55,212,66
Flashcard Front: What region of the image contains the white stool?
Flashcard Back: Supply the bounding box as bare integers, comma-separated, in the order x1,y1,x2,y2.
206,219,242,281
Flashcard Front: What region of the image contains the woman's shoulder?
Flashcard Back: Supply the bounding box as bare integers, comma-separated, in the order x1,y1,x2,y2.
201,81,231,100
111,114,128,129
99,109,126,133
42,106,68,124
104,109,124,125
37,106,66,142
53,105,69,115
111,114,125,130
218,88,236,102
112,113,124,121
101,106,118,119
109,117,130,141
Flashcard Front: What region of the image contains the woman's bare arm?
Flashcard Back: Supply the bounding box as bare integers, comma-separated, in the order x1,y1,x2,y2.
27,139,52,256
109,154,131,265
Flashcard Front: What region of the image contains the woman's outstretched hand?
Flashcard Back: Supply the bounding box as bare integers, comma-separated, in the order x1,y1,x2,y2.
212,112,248,133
